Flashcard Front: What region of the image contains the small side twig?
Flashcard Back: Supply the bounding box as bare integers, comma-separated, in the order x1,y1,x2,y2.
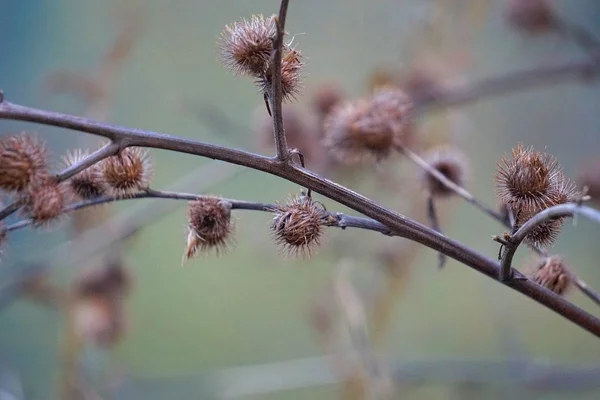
499,203,600,281
427,195,447,269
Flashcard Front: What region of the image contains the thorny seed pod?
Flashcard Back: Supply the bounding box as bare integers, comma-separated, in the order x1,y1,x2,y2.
63,149,107,200
72,261,131,347
420,146,468,197
184,197,233,262
311,82,345,118
102,147,152,196
496,144,571,212
20,179,69,227
324,88,413,165
505,0,556,34
0,133,48,192
527,255,573,295
218,14,277,76
258,48,304,102
271,194,327,257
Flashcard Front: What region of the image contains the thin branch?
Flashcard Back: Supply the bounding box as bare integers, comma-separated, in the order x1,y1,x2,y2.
555,18,600,56
398,145,505,222
427,195,447,269
414,58,599,112
270,0,291,160
500,204,600,281
1,100,600,337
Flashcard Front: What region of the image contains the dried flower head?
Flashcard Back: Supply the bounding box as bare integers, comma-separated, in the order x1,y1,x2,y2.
496,144,570,212
76,261,132,299
324,88,413,164
420,146,468,197
102,147,152,196
271,194,327,257
311,82,345,117
63,149,107,200
0,133,48,192
72,261,131,347
20,179,69,227
218,14,277,76
258,48,304,102
527,255,573,295
184,197,233,262
505,0,556,34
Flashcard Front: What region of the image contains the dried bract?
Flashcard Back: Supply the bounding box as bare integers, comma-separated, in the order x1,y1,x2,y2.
219,14,277,76
20,179,69,227
63,149,107,199
420,146,468,197
0,133,48,192
102,147,152,196
527,255,573,295
324,88,413,164
496,144,568,212
505,0,556,34
271,195,327,257
184,197,233,262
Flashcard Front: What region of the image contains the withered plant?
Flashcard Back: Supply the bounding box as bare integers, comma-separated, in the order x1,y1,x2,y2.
3,1,600,397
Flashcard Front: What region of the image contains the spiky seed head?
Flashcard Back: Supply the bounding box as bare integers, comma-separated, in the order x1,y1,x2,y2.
218,14,277,76
420,146,468,197
505,0,556,34
527,255,573,295
258,48,304,102
63,149,107,200
311,82,345,117
102,147,152,196
20,179,69,227
183,197,233,263
75,261,132,299
496,144,567,212
324,88,413,164
271,194,326,258
0,133,48,192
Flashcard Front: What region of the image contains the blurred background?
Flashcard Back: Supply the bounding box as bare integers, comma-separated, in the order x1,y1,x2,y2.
1,0,600,399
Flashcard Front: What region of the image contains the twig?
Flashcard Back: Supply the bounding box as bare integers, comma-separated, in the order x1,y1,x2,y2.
397,145,505,222
270,0,291,160
426,195,447,269
414,58,599,112
1,100,599,337
499,204,600,281
0,161,240,309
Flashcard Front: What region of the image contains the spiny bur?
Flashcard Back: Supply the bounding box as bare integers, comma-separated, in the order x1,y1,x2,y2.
496,144,571,212
102,147,152,196
183,197,233,263
0,133,48,192
311,82,345,118
258,48,304,102
72,261,131,347
420,146,468,198
63,149,107,200
20,179,69,227
219,14,277,76
527,255,573,296
505,0,556,34
324,88,413,164
271,194,327,258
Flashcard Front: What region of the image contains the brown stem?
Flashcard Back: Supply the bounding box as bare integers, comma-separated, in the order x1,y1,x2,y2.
270,0,290,160
500,204,600,281
426,195,446,269
1,102,600,336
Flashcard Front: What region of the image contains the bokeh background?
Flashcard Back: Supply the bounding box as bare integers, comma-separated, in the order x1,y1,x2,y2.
1,0,600,399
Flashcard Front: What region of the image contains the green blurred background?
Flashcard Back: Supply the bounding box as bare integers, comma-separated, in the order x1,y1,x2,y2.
1,1,600,399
